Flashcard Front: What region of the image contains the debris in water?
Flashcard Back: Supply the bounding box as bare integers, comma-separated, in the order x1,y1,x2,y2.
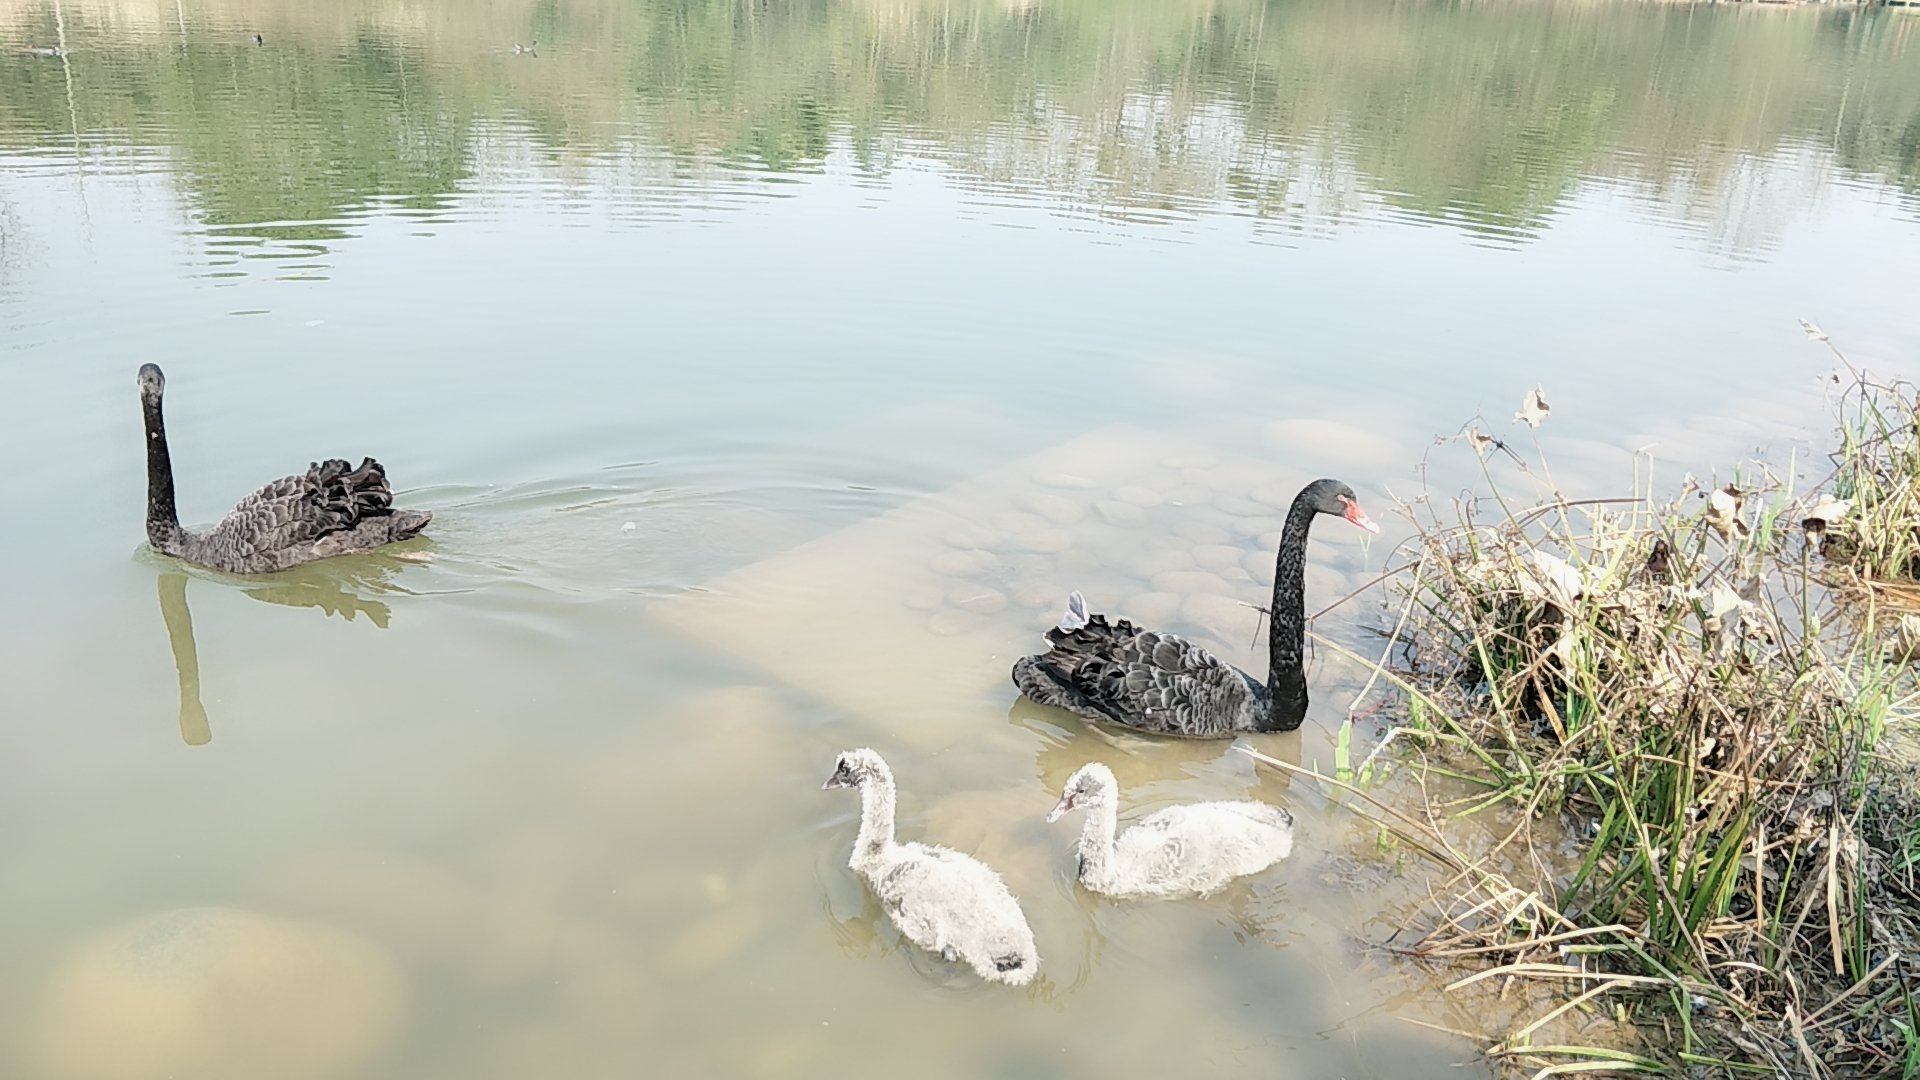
1705,486,1749,543
1645,538,1673,581
1513,386,1551,428
1517,548,1583,608
1801,497,1850,535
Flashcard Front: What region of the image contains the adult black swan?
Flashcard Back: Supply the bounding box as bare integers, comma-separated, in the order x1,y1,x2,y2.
138,363,432,574
1011,478,1376,737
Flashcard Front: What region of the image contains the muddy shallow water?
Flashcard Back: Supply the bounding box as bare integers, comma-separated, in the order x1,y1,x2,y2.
3,0,1919,1076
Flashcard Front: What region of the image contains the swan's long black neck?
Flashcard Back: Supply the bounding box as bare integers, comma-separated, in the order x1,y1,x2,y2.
1260,490,1318,732
142,392,185,553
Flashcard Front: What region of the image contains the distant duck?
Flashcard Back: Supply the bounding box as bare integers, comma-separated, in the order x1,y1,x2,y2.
1013,478,1378,737
25,46,64,58
1046,762,1294,898
823,749,1040,986
253,33,264,46
137,364,432,575
512,40,537,56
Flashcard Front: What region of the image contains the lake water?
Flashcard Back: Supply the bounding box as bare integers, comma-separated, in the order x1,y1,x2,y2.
3,0,1920,1077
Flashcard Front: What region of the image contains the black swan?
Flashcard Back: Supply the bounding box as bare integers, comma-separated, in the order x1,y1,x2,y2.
1010,477,1376,737
139,363,431,574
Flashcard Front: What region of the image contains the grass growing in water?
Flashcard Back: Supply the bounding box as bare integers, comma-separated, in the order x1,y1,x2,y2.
1352,354,1920,1077
1809,327,1920,615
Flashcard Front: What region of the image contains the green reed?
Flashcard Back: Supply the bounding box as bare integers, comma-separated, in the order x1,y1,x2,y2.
1382,397,1919,1077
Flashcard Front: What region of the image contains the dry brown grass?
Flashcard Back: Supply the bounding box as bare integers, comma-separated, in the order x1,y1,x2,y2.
1250,348,1920,1076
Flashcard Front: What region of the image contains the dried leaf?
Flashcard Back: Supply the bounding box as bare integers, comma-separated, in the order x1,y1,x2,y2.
1645,537,1673,581
1518,548,1583,609
1801,497,1850,535
1547,626,1582,667
1893,614,1920,663
1513,387,1551,428
1705,486,1750,543
1799,318,1828,343
1706,578,1750,620
1465,426,1495,458
1702,575,1755,639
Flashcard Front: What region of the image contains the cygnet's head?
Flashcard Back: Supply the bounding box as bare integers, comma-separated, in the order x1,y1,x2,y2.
137,363,167,401
822,748,890,790
1046,762,1117,822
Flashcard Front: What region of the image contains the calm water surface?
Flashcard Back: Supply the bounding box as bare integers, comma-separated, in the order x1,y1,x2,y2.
4,0,1920,1077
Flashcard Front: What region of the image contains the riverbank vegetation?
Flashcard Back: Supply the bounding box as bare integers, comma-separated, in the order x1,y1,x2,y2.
1303,331,1920,1075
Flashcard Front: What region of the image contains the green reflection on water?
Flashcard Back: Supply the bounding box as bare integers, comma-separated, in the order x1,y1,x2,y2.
2,0,1916,247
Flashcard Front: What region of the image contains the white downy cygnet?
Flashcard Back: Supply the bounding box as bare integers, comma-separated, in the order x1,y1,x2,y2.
823,748,1039,986
1047,762,1293,898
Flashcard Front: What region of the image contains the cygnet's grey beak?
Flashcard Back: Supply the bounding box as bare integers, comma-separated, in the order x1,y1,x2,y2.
822,769,851,790
1045,795,1073,823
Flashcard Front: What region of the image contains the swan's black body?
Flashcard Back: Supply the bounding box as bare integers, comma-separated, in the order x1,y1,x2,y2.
1011,478,1374,738
139,363,431,574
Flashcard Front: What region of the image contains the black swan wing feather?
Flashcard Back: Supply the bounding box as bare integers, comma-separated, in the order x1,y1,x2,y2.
198,458,404,571
1022,613,1259,737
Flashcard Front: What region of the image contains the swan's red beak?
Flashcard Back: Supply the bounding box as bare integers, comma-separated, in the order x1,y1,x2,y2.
1341,496,1380,534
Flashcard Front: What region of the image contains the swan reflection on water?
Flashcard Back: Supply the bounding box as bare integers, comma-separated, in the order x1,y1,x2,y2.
240,571,399,627
1012,695,1304,801
822,884,1087,1000
152,554,422,745
155,573,212,747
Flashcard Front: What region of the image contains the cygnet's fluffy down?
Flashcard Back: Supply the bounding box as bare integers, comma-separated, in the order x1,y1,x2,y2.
823,748,1039,986
1047,762,1293,898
